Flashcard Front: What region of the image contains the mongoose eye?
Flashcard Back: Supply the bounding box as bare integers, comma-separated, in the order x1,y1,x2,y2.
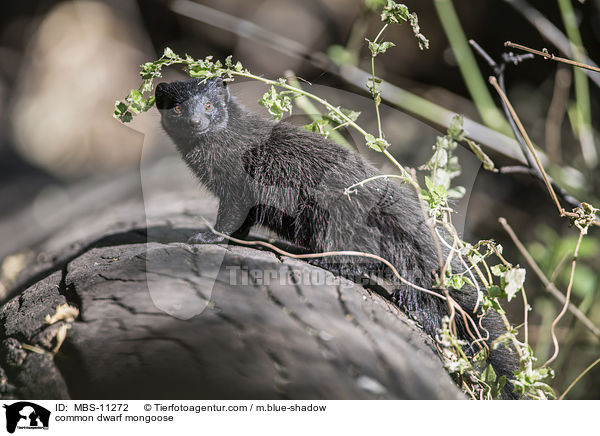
173,105,182,114
204,102,213,111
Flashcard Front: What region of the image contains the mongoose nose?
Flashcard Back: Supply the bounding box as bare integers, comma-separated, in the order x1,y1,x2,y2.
190,114,208,128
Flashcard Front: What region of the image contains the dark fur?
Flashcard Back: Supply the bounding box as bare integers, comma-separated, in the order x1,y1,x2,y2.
156,78,519,398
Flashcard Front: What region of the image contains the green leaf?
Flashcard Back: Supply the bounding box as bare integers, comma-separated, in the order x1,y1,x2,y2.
365,134,389,152
492,375,507,398
380,1,429,49
381,0,410,23
325,106,361,126
114,101,128,115
465,138,497,172
491,264,507,277
504,268,526,302
304,118,330,138
487,285,505,299
163,47,177,59
366,39,396,56
447,115,465,141
481,296,505,313
258,86,294,120
113,101,133,123
366,76,383,96
472,348,489,363
447,274,466,290
425,176,434,191
481,363,497,384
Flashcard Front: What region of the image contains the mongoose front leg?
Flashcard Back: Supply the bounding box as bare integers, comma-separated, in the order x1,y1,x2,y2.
187,198,252,244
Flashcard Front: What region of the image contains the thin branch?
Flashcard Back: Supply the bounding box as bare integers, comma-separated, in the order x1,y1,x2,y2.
469,41,546,191
489,76,600,227
169,0,532,164
498,217,600,338
284,71,352,149
408,168,445,276
501,0,600,88
521,284,530,345
344,174,408,196
505,41,600,74
170,0,589,211
369,23,389,139
544,66,571,164
559,355,600,400
201,219,441,300
544,229,585,366
469,40,536,170
199,217,487,345
470,40,583,210
489,77,561,210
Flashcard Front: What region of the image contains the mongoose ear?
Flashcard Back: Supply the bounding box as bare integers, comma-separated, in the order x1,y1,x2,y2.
155,83,173,110
215,78,230,102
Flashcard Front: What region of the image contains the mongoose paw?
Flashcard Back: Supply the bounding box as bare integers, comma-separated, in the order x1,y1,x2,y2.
187,231,226,244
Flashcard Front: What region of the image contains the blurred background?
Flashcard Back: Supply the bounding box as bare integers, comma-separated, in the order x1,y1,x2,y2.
0,0,599,399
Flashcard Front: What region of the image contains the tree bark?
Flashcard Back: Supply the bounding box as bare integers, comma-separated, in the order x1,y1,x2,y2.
0,165,463,400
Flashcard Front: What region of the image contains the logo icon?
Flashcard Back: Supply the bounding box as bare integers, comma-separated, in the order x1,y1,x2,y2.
3,402,50,433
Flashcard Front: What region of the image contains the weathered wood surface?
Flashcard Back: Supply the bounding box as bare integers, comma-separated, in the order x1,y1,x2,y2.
0,167,463,400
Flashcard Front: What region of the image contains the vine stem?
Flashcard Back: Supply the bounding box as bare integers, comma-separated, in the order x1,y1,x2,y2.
544,229,585,367
499,216,600,337
131,52,417,186
198,217,486,340
370,23,389,139
242,65,417,186
230,69,419,184
344,174,409,196
231,71,367,135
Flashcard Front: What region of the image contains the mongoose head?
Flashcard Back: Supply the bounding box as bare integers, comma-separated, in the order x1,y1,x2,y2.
155,77,230,137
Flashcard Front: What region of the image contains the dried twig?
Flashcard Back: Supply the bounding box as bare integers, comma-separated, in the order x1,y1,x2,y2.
199,217,487,346
544,66,571,164
498,217,600,338
171,0,588,216
489,77,600,227
469,40,537,171
544,230,585,366
470,40,581,210
169,0,531,163
559,355,600,400
505,41,600,74
501,0,600,88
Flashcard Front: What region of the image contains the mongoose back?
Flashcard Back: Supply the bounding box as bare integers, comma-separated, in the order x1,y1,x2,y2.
155,77,519,398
